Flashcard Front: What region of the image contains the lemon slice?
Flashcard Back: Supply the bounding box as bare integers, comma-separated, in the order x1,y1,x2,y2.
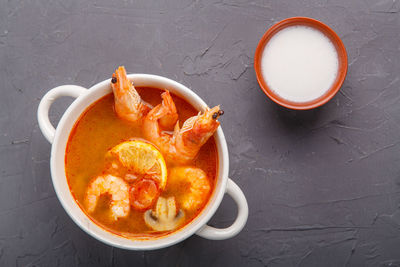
109,140,167,189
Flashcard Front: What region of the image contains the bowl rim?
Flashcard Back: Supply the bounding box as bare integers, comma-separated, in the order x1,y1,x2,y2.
49,74,230,250
254,16,348,110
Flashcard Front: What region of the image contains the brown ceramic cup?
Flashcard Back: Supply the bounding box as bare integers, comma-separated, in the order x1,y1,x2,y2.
254,17,348,110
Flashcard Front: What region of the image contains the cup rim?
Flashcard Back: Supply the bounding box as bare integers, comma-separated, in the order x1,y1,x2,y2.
49,74,229,250
254,17,348,110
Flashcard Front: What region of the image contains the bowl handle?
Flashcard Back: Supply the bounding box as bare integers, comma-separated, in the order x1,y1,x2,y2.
37,85,87,144
195,178,248,240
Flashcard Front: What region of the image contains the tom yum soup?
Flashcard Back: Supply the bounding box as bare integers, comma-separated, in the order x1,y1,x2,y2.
65,66,223,238
261,25,339,103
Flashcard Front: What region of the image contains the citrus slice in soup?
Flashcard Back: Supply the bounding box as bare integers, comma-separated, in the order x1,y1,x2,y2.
109,140,167,189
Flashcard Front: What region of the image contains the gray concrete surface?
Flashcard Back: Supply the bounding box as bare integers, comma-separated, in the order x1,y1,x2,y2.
1,0,400,266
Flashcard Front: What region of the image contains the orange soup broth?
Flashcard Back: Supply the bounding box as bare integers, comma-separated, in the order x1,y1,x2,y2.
65,87,218,238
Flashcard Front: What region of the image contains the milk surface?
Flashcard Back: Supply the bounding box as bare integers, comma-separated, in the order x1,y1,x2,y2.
261,25,339,103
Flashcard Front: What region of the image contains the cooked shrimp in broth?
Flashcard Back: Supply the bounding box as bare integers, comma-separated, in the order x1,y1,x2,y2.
85,175,130,220
158,91,179,130
144,91,223,164
65,66,220,238
111,66,151,123
168,167,211,211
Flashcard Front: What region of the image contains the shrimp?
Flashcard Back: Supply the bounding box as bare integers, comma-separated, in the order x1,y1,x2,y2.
143,91,223,164
168,167,211,211
111,66,151,123
158,90,179,130
85,174,130,220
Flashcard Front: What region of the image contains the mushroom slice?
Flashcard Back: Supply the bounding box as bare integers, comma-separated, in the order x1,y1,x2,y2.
144,197,184,231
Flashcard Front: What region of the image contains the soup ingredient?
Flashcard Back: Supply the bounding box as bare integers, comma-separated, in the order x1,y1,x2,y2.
168,167,211,211
144,197,184,231
261,25,339,102
111,66,151,122
85,175,130,220
129,179,159,210
144,91,223,164
108,140,167,189
158,90,179,130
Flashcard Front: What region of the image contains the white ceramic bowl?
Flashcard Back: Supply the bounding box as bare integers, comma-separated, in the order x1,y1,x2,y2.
37,74,248,250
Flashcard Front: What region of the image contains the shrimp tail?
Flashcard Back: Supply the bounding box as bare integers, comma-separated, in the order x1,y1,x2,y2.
171,121,180,144
159,91,179,130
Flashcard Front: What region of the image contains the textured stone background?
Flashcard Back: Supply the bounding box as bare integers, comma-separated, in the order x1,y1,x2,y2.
1,0,400,266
